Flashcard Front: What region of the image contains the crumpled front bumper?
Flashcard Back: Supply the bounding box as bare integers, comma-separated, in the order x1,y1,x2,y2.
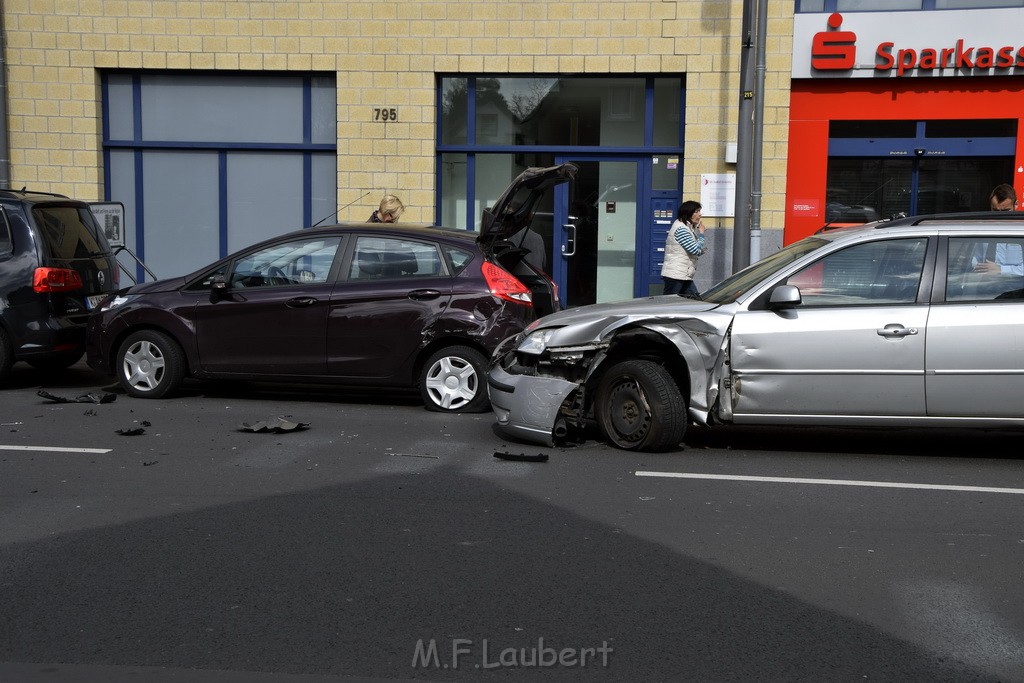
487,363,579,447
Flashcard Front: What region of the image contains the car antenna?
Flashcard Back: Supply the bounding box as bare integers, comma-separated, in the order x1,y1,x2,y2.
818,178,893,233
310,190,372,228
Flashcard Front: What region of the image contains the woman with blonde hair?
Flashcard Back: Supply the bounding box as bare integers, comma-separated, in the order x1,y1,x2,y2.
369,194,405,223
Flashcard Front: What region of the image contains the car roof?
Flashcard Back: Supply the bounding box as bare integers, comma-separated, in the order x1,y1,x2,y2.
0,188,77,204
271,222,479,244
818,211,1024,241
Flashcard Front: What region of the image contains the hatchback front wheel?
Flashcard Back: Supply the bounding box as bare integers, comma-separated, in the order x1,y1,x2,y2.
116,330,186,399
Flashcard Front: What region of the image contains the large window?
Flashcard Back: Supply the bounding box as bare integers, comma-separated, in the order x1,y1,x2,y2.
103,73,337,281
825,119,1015,222
437,75,683,230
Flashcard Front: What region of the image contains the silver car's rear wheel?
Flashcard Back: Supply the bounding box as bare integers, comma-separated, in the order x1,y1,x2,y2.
595,360,687,452
419,345,488,413
116,330,186,399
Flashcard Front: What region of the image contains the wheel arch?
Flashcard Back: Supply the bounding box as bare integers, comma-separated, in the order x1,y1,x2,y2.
585,326,692,409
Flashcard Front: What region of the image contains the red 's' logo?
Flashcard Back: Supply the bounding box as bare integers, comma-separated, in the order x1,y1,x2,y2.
811,13,856,71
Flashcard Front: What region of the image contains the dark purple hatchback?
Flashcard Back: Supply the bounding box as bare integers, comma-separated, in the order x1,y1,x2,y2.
86,164,575,412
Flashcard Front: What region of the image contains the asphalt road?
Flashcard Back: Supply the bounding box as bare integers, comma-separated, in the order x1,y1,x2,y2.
1,361,1023,682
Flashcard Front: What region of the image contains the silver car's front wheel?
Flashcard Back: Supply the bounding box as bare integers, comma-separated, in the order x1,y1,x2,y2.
594,360,687,452
419,345,488,413
116,330,185,399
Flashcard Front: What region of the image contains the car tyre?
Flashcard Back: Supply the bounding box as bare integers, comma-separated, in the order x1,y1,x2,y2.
419,345,489,413
594,359,687,452
0,327,13,383
116,330,186,399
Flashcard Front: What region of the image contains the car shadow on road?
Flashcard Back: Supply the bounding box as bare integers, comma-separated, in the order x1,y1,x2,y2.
683,423,1024,458
0,467,1003,682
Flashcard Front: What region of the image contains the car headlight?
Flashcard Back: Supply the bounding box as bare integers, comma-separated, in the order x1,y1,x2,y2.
517,328,560,356
98,294,139,312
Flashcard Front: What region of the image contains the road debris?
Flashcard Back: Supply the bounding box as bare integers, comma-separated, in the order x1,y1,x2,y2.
239,416,309,433
37,390,116,404
493,451,549,463
115,427,146,436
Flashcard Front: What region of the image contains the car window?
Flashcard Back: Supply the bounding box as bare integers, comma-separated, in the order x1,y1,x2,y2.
348,236,443,280
785,237,927,306
702,237,828,304
441,244,473,275
946,236,1024,302
231,236,341,288
0,208,11,254
32,205,109,258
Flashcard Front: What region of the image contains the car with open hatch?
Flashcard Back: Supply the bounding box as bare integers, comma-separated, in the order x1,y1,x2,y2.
86,164,576,412
0,189,119,384
487,211,1024,450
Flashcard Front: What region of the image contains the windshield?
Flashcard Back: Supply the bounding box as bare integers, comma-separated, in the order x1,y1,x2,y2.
701,237,828,304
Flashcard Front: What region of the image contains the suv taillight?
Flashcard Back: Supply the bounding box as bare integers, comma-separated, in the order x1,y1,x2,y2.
482,262,532,305
33,267,84,293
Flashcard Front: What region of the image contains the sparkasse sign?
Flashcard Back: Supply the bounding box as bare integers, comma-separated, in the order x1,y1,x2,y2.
792,8,1024,79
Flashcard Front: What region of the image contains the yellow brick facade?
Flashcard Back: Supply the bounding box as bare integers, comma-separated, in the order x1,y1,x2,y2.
1,0,793,234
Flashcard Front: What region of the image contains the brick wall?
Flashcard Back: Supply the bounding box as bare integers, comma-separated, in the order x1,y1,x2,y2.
0,0,792,237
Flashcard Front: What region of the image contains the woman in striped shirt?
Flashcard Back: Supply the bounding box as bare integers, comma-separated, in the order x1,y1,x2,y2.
660,200,706,297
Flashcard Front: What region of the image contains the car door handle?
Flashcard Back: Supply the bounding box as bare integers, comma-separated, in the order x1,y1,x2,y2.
877,324,918,338
286,297,318,308
408,289,442,301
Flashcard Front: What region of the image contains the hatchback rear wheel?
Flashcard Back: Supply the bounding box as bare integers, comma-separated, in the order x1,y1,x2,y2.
116,330,186,399
419,345,488,413
594,360,687,452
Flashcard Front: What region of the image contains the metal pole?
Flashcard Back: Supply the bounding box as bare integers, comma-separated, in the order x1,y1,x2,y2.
732,0,755,272
0,0,11,190
749,0,768,263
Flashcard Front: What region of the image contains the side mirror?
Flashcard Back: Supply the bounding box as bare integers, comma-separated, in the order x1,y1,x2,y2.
210,274,229,298
768,284,801,309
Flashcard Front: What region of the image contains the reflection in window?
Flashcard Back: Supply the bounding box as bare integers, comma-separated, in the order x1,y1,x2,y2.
787,238,927,306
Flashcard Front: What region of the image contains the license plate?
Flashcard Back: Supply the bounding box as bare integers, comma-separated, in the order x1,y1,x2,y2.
85,294,107,310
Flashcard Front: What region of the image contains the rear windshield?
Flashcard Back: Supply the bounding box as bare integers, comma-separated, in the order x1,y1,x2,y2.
32,205,110,259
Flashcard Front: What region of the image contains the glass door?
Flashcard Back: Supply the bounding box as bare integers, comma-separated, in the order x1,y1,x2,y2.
554,159,642,308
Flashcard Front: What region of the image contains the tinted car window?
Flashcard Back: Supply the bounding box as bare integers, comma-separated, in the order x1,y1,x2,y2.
442,244,474,275
786,238,927,306
231,236,340,288
0,209,11,253
348,236,443,280
947,236,1024,302
32,205,108,258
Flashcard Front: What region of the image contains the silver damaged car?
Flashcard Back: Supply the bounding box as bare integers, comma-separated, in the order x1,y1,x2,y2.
487,212,1024,451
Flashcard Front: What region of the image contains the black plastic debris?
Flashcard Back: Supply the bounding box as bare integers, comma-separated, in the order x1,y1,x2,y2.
116,427,146,436
493,451,549,463
38,390,116,404
239,416,310,433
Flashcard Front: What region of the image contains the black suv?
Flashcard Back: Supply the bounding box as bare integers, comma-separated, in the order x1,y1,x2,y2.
0,189,119,382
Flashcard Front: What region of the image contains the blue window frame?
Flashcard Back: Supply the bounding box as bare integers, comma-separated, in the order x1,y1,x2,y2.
101,72,337,282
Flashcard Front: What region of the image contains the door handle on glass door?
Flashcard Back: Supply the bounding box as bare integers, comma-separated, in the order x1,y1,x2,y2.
562,224,577,257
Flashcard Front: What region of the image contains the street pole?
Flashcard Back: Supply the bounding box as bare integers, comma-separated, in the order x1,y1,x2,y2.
750,0,768,264
732,0,756,272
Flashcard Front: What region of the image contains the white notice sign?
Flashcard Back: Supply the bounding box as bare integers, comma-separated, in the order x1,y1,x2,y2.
700,174,735,217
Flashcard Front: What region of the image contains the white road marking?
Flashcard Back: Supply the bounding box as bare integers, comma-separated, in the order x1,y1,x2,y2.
0,445,112,454
635,471,1024,495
